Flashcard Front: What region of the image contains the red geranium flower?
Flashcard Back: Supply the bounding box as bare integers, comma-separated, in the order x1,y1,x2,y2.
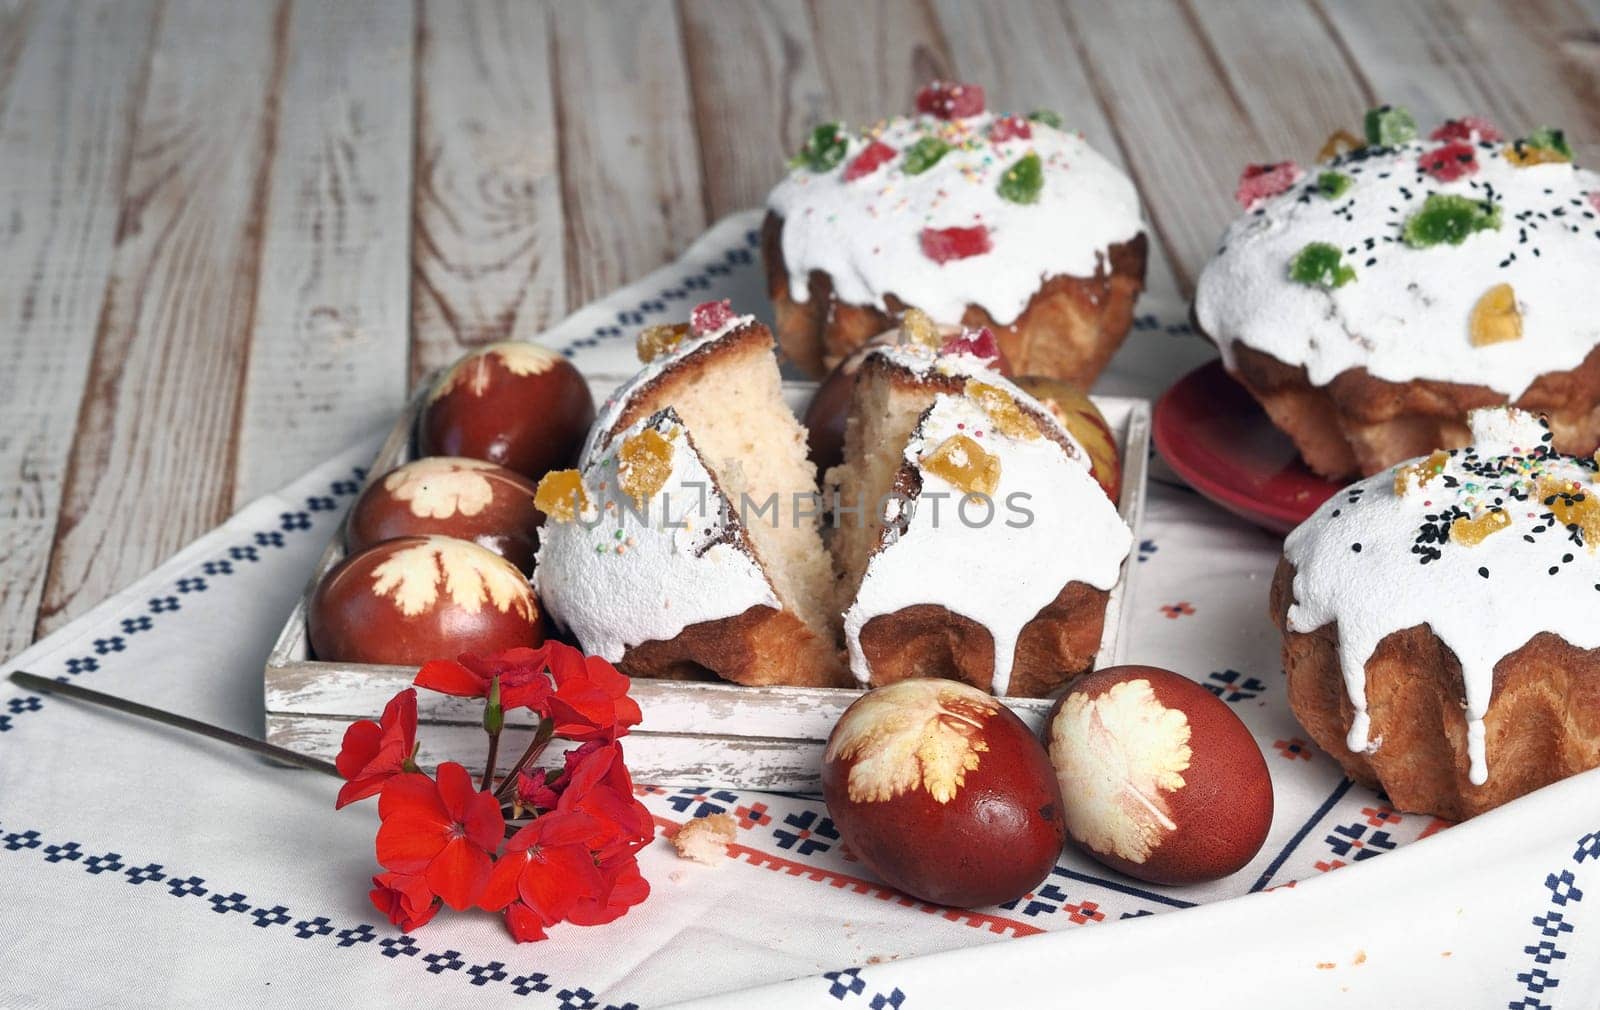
504,900,549,943
545,646,643,741
369,871,440,931
569,854,651,927
376,763,505,910
334,689,417,809
559,741,655,859
478,810,604,928
414,647,554,712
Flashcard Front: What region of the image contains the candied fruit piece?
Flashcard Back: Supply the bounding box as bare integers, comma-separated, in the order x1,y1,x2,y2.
1506,127,1573,167
1288,241,1357,288
967,380,1040,440
1316,171,1353,199
1393,449,1451,496
1450,508,1511,546
920,225,992,264
1431,116,1502,143
1401,193,1501,248
922,433,1001,496
1364,104,1418,147
637,323,689,363
792,122,849,172
902,135,951,175
988,115,1033,143
535,469,590,522
1317,129,1365,162
1539,477,1600,547
998,152,1044,204
1469,283,1522,347
843,139,897,182
1234,161,1301,209
689,299,736,336
940,326,1001,363
900,307,941,347
1027,108,1064,129
1419,141,1478,182
915,80,985,120
617,428,675,509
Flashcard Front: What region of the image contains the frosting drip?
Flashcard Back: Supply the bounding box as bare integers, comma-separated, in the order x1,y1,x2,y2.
1284,407,1600,784
767,113,1143,325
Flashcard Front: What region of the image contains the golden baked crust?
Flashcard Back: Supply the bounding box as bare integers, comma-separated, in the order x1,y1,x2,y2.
762,212,1147,385
1271,557,1600,820
619,602,851,688
1215,334,1600,480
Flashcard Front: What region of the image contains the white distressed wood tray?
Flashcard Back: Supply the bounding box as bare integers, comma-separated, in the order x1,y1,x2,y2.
265,373,1149,791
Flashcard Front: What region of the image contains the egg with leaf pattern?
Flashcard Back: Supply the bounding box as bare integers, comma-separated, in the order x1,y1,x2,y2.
347,457,543,574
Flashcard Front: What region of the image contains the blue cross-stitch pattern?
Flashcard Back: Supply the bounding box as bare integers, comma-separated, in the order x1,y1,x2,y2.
1506,827,1594,1004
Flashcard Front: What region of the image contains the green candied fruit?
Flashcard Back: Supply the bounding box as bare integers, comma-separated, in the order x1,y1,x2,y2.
1526,126,1572,159
1288,241,1357,288
1026,108,1064,129
997,151,1044,204
792,122,848,172
1401,192,1502,248
902,135,951,175
1316,170,1353,199
1363,104,1418,147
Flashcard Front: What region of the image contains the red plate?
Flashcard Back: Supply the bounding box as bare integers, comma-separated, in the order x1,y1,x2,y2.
1153,361,1342,535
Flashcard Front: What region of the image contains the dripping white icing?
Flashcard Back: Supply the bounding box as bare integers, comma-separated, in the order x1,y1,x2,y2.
843,393,1131,694
1196,127,1600,400
767,113,1143,325
1284,407,1600,785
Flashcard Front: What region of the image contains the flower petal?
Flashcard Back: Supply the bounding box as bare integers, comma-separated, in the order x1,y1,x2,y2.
517,844,602,923
461,789,507,851
426,837,493,911
413,659,488,699
335,720,383,780
504,901,548,943
375,809,449,874
477,849,528,912
433,761,478,822
378,772,447,821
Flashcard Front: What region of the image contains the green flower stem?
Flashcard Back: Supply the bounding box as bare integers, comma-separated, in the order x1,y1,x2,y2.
492,718,557,803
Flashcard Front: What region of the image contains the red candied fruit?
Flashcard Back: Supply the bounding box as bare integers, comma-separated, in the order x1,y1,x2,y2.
1430,116,1502,143
1589,191,1600,213
689,299,736,336
1234,162,1301,209
915,81,985,120
843,140,897,182
920,225,992,264
988,115,1032,143
940,326,1001,362
1419,141,1478,182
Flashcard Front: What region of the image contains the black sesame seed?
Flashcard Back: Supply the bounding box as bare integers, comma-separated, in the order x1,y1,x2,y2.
1351,543,1363,553
1478,566,1489,578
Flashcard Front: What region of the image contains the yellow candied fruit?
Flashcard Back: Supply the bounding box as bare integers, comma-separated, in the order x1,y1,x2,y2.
535,469,590,522
1317,129,1364,162
1469,283,1523,347
1504,143,1570,167
1393,449,1451,496
617,428,676,508
1450,508,1512,546
636,323,690,363
900,308,941,348
1538,476,1600,548
966,380,1041,440
921,433,1001,497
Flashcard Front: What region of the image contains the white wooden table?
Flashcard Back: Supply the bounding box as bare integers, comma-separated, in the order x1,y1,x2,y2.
3,0,1598,662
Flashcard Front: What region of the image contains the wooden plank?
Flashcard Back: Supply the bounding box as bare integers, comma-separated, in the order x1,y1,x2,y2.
410,0,564,383
0,1,157,660
678,0,829,218
804,0,952,125
551,1,705,306
0,0,35,122
36,0,286,637
233,1,415,505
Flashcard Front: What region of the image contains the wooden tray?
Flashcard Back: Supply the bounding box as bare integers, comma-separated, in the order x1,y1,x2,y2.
264,373,1150,791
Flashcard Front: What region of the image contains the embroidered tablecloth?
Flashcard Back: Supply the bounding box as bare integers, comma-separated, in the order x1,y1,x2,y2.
2,212,1595,1009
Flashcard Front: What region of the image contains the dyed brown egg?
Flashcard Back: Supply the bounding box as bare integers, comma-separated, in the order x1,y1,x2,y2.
1045,665,1272,885
822,679,1065,908
418,342,596,481
309,535,544,665
347,457,542,574
1012,375,1122,502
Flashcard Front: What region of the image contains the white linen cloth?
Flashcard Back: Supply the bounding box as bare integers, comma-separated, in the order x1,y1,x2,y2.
1,212,1596,1009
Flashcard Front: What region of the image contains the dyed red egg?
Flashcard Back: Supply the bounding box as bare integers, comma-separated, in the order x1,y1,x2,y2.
1012,374,1122,502
822,679,1065,908
1045,665,1272,885
347,457,542,574
418,342,596,481
309,535,544,666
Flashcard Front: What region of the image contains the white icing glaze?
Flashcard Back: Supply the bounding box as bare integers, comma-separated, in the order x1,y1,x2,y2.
843,393,1132,694
1196,128,1600,399
580,313,757,466
767,113,1143,325
534,409,779,662
1284,407,1600,785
